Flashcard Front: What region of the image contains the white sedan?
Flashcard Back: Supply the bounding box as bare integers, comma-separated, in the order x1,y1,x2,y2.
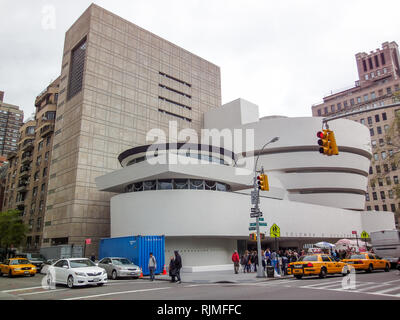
47,258,107,288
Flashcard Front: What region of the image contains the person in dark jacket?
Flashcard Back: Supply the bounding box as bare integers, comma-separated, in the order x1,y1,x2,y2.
168,256,176,282
174,250,182,283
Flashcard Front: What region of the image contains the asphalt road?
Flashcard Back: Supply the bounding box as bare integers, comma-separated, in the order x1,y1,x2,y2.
1,269,400,301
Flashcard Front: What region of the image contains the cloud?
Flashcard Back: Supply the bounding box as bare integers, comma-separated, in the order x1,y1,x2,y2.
1,0,400,119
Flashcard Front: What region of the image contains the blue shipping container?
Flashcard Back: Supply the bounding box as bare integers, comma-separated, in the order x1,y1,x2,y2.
99,235,165,276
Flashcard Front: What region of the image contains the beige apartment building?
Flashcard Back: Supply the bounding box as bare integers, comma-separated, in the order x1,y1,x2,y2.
41,4,221,254
3,78,59,251
312,41,400,227
0,91,24,157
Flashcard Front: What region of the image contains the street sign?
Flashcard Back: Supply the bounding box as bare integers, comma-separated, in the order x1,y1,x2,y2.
352,230,357,235
360,230,370,239
250,212,263,218
259,223,267,226
250,207,259,213
249,223,257,226
270,223,280,238
259,218,264,221
85,238,91,245
251,190,259,205
249,227,256,231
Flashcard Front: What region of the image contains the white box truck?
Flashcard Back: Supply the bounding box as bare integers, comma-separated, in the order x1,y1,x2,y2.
371,229,400,267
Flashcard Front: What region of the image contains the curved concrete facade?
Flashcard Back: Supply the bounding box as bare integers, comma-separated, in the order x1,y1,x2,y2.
95,98,395,271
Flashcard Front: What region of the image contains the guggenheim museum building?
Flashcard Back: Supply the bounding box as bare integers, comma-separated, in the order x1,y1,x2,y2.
96,98,395,272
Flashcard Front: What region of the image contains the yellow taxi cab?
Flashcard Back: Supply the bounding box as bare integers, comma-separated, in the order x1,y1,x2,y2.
287,254,351,279
342,252,390,273
0,258,37,277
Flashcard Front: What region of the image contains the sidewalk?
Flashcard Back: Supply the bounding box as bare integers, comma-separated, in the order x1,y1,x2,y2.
153,270,291,283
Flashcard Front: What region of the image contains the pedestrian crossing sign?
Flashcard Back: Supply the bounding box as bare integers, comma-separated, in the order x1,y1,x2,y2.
270,223,280,238
360,230,370,239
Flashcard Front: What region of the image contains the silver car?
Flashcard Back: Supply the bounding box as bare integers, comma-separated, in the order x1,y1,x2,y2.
97,257,141,280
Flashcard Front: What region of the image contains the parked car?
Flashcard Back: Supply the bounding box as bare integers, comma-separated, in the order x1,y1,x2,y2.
371,230,400,267
287,254,351,279
15,253,46,272
46,258,107,288
40,259,59,275
98,257,141,280
342,253,390,272
0,258,37,277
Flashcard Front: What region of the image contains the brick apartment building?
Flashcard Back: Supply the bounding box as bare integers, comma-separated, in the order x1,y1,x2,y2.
312,41,400,227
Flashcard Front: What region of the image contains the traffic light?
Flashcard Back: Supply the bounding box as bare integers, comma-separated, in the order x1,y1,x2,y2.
249,233,256,241
317,129,339,156
257,174,269,191
260,233,265,240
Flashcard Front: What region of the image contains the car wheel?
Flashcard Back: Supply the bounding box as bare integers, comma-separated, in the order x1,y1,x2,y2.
8,270,13,278
97,283,104,286
384,264,390,272
67,275,74,289
319,268,327,279
111,270,117,280
366,264,373,273
294,275,303,279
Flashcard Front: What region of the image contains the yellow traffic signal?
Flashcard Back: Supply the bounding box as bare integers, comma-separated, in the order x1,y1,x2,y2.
249,233,256,241
317,129,339,156
257,174,269,191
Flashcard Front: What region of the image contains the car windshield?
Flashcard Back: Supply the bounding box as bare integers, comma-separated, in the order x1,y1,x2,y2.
10,259,30,265
298,255,319,262
112,258,132,265
69,259,96,268
30,254,45,260
350,254,367,259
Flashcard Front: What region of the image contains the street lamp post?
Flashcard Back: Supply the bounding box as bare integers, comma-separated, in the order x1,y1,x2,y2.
253,137,279,278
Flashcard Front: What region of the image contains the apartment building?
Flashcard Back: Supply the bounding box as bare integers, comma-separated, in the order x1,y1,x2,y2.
312,41,400,227
3,78,59,251
0,91,24,157
41,4,221,254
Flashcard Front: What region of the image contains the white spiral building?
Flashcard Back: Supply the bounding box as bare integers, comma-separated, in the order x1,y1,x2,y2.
95,98,395,271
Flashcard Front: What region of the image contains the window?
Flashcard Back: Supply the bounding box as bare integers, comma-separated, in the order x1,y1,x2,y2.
362,59,367,72
42,167,47,177
376,165,381,173
190,180,204,190
384,124,389,133
392,163,397,171
374,153,379,161
371,140,377,148
391,204,396,212
383,204,387,211
38,141,43,151
372,192,378,200
157,179,173,190
375,114,380,122
386,176,392,185
143,180,156,191
67,37,87,100
317,109,321,116
357,97,361,103
367,117,372,125
380,191,386,200
381,151,387,160
365,193,370,201
369,166,373,174
378,178,383,187
384,164,389,173
377,126,382,134
374,55,380,67
394,176,399,184
374,205,379,211
364,94,369,102
381,53,386,65
389,190,394,199
382,112,387,121
360,118,365,125
343,101,348,108
371,92,376,99
350,98,355,106
370,128,374,136
387,87,392,94
332,105,336,112
367,206,371,211
324,107,328,114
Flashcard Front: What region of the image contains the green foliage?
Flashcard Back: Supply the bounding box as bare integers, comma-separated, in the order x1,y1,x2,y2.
0,209,28,254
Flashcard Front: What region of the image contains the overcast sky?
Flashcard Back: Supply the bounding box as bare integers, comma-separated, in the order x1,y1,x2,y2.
1,0,400,120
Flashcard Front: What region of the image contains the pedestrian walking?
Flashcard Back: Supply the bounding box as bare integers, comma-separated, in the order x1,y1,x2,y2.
265,248,271,266
232,250,240,274
168,256,176,282
90,253,96,262
148,252,157,281
174,250,182,283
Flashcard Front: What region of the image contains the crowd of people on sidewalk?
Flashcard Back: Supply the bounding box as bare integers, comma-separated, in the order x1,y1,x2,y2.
233,246,375,276
234,249,303,276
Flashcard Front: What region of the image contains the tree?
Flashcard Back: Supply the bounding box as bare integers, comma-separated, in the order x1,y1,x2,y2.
0,209,28,259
